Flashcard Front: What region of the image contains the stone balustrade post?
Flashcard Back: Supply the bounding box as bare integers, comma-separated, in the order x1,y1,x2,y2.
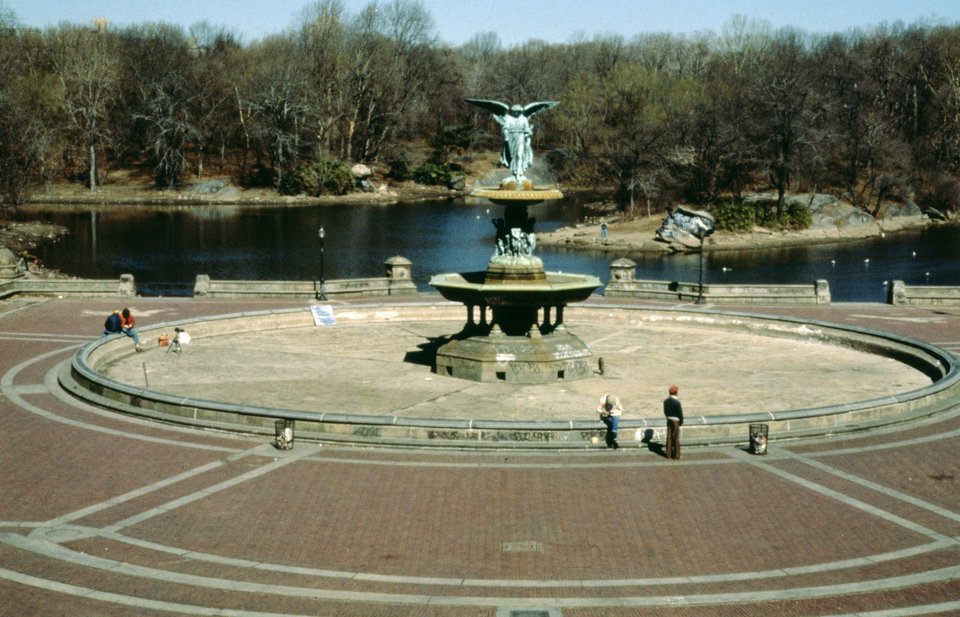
194,274,211,297
118,273,136,297
385,256,416,295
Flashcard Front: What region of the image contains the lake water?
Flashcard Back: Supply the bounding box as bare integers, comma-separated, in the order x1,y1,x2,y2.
22,199,960,302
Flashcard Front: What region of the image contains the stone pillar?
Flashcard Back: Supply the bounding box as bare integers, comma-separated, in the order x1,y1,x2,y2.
385,256,411,280
605,258,637,296
194,274,211,297
889,280,906,305
609,258,636,282
385,256,416,295
118,273,136,298
0,248,20,280
815,279,831,304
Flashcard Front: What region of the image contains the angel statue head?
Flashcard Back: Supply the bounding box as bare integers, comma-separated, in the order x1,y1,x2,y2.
465,98,559,187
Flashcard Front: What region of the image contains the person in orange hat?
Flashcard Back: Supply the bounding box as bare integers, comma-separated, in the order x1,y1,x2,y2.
663,385,684,459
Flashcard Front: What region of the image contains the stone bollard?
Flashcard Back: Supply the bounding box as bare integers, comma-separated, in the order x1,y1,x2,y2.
118,273,136,297
194,274,211,297
889,280,906,305
0,248,20,279
609,257,637,283
385,256,417,295
604,258,637,296
815,279,831,304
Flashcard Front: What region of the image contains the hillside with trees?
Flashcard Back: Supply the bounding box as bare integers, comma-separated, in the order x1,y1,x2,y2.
1,0,960,225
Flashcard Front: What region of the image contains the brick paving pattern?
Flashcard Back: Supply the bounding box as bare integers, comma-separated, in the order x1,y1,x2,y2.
1,296,959,616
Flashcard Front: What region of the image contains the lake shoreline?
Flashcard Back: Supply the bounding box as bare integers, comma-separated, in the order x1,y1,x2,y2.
4,178,957,266
537,212,952,254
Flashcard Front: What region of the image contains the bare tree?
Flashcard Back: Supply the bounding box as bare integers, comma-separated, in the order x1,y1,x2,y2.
136,78,200,188
49,25,121,190
744,29,819,217
243,36,310,186
342,0,440,162
297,0,348,159
188,21,242,177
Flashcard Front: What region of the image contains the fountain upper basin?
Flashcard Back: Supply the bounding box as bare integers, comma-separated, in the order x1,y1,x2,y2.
429,271,601,306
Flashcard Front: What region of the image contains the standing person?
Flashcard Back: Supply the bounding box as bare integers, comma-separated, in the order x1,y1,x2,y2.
600,219,608,244
663,385,684,459
120,307,143,352
596,393,623,449
103,309,122,336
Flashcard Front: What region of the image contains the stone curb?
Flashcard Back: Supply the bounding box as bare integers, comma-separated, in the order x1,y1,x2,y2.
63,302,960,449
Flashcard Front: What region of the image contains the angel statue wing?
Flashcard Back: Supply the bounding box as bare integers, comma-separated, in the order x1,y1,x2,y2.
464,98,560,118
522,101,559,117
463,98,510,116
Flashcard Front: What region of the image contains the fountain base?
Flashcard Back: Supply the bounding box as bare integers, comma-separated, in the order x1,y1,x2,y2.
435,328,593,383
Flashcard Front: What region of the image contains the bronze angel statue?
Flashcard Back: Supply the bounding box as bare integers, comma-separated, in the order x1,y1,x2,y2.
465,99,559,185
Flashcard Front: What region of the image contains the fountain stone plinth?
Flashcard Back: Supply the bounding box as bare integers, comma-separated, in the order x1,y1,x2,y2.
430,191,600,384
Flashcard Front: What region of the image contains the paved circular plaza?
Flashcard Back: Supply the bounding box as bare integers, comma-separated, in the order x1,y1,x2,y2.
1,296,959,616
94,303,931,422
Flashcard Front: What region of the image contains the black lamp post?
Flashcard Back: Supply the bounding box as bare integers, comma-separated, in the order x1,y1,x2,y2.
697,231,705,304
694,218,713,304
318,225,327,300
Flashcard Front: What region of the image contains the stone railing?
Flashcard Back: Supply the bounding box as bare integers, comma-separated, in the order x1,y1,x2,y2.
1,257,417,300
193,256,417,299
605,258,830,304
0,273,137,299
888,280,960,306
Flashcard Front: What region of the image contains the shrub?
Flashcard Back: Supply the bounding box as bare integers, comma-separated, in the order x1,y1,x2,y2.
278,158,353,196
782,200,813,230
714,200,812,232
412,162,463,187
712,202,756,232
387,159,411,181
918,174,960,214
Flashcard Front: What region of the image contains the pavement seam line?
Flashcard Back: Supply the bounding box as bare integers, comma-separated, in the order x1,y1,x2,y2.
102,446,316,533
72,527,956,589
0,566,290,617
3,534,960,608
40,460,229,528
780,448,960,524
1,346,237,452
726,448,955,543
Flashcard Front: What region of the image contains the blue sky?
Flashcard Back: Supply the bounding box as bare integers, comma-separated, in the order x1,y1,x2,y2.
6,0,960,46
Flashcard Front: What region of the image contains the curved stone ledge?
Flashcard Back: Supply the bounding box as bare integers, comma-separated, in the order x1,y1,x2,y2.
63,303,960,449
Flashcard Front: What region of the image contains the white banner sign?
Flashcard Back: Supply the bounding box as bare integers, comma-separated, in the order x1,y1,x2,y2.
310,304,336,326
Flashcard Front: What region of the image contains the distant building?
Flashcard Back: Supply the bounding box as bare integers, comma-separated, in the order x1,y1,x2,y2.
92,17,109,32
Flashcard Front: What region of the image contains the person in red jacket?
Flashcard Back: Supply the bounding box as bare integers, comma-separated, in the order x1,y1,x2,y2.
663,385,684,459
120,307,142,352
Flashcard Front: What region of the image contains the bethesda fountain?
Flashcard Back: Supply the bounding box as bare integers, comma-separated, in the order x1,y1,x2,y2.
429,98,601,383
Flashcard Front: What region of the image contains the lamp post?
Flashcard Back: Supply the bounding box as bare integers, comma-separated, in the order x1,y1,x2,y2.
318,225,327,300
694,218,711,304
697,232,705,304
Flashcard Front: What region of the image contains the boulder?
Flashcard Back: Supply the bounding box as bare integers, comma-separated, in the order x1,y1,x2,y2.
655,206,715,249
351,164,373,179
805,195,875,228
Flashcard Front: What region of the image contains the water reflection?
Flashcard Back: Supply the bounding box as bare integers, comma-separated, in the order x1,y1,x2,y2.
24,200,960,302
